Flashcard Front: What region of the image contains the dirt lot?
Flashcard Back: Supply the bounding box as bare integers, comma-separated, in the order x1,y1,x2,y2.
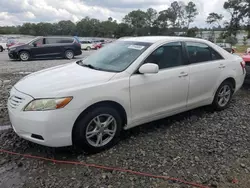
0,51,250,188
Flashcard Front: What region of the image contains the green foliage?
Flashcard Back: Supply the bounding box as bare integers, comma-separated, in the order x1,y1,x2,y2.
243,36,248,45
223,0,248,37
225,36,238,45
185,2,198,28
206,13,224,27
216,38,224,43
186,28,198,37
0,0,248,40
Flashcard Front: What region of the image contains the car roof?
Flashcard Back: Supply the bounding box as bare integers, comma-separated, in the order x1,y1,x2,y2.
119,36,211,44
40,36,74,39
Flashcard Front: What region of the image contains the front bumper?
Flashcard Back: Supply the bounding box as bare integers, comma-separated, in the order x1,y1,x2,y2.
8,88,79,147
8,51,19,59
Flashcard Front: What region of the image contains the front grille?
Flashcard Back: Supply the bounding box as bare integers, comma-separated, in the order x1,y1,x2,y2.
9,95,25,109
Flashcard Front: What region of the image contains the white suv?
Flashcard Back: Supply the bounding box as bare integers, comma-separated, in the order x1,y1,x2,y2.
8,36,246,153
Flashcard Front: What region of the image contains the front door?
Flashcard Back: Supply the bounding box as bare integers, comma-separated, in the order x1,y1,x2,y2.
130,42,190,124
30,38,47,58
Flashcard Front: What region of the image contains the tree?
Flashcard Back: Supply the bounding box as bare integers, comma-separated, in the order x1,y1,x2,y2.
145,8,158,35
225,36,238,45
57,20,76,35
223,0,245,37
206,13,224,27
186,27,198,37
146,8,158,27
114,23,134,38
216,38,224,43
185,2,198,29
123,10,148,36
208,30,216,42
243,36,248,45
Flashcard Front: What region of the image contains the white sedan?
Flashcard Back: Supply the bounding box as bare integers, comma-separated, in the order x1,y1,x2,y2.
8,36,246,153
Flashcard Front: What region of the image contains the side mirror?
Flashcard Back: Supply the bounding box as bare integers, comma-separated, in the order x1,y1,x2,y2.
139,63,159,74
33,43,37,47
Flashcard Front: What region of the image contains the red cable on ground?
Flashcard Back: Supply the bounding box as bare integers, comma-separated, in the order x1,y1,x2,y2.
0,149,209,188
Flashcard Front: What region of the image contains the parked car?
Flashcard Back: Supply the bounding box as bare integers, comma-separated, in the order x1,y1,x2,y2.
216,43,233,53
8,36,245,153
0,42,7,52
93,42,102,49
6,38,19,48
80,40,95,50
242,52,250,83
8,36,82,61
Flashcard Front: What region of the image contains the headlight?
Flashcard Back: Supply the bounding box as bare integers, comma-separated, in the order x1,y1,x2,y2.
10,47,16,51
24,97,73,111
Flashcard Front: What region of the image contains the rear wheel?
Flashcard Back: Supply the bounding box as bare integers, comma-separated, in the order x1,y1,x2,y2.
65,50,74,59
212,81,233,110
86,46,91,51
73,106,122,153
0,46,3,52
19,51,30,61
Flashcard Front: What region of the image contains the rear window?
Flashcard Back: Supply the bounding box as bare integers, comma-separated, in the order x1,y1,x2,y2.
81,41,91,44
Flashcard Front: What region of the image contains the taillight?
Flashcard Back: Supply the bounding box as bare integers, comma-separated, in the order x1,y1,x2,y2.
240,61,245,74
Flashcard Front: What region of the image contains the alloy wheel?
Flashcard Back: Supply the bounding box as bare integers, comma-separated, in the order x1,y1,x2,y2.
85,114,117,147
20,52,29,61
217,85,231,107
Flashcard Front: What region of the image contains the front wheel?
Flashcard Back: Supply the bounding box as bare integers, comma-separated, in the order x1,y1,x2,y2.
86,46,91,51
212,81,233,110
0,46,3,52
19,51,30,61
73,106,122,153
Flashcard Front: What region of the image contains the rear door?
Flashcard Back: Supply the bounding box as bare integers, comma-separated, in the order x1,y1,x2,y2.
185,41,225,108
57,37,74,55
44,37,63,57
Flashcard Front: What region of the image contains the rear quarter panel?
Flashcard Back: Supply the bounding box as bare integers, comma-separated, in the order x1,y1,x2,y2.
217,54,245,93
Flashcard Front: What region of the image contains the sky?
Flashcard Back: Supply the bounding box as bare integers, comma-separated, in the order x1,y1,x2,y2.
0,0,230,27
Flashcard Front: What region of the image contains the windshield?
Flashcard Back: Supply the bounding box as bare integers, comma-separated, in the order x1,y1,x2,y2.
78,41,152,72
27,37,41,44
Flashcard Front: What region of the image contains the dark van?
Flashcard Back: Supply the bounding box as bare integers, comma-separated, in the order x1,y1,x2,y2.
8,36,82,61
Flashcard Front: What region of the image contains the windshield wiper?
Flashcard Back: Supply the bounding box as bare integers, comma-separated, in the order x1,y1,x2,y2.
82,64,101,70
76,60,100,70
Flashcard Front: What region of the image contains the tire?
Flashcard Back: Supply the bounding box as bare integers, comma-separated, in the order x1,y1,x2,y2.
212,81,233,110
19,51,30,61
0,46,3,52
65,50,74,59
86,46,91,51
73,106,122,153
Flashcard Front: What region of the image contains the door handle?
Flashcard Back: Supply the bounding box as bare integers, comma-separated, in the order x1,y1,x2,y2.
219,64,226,68
179,72,188,78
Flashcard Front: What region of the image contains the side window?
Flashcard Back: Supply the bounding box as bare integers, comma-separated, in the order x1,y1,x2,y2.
33,38,44,46
210,48,223,60
58,38,74,43
186,42,214,63
45,38,59,44
145,42,184,69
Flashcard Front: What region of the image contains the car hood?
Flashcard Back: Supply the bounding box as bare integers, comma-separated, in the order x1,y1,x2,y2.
9,43,25,48
14,62,116,98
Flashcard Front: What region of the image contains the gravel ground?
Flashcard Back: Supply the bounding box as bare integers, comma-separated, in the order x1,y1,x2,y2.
1,51,250,188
